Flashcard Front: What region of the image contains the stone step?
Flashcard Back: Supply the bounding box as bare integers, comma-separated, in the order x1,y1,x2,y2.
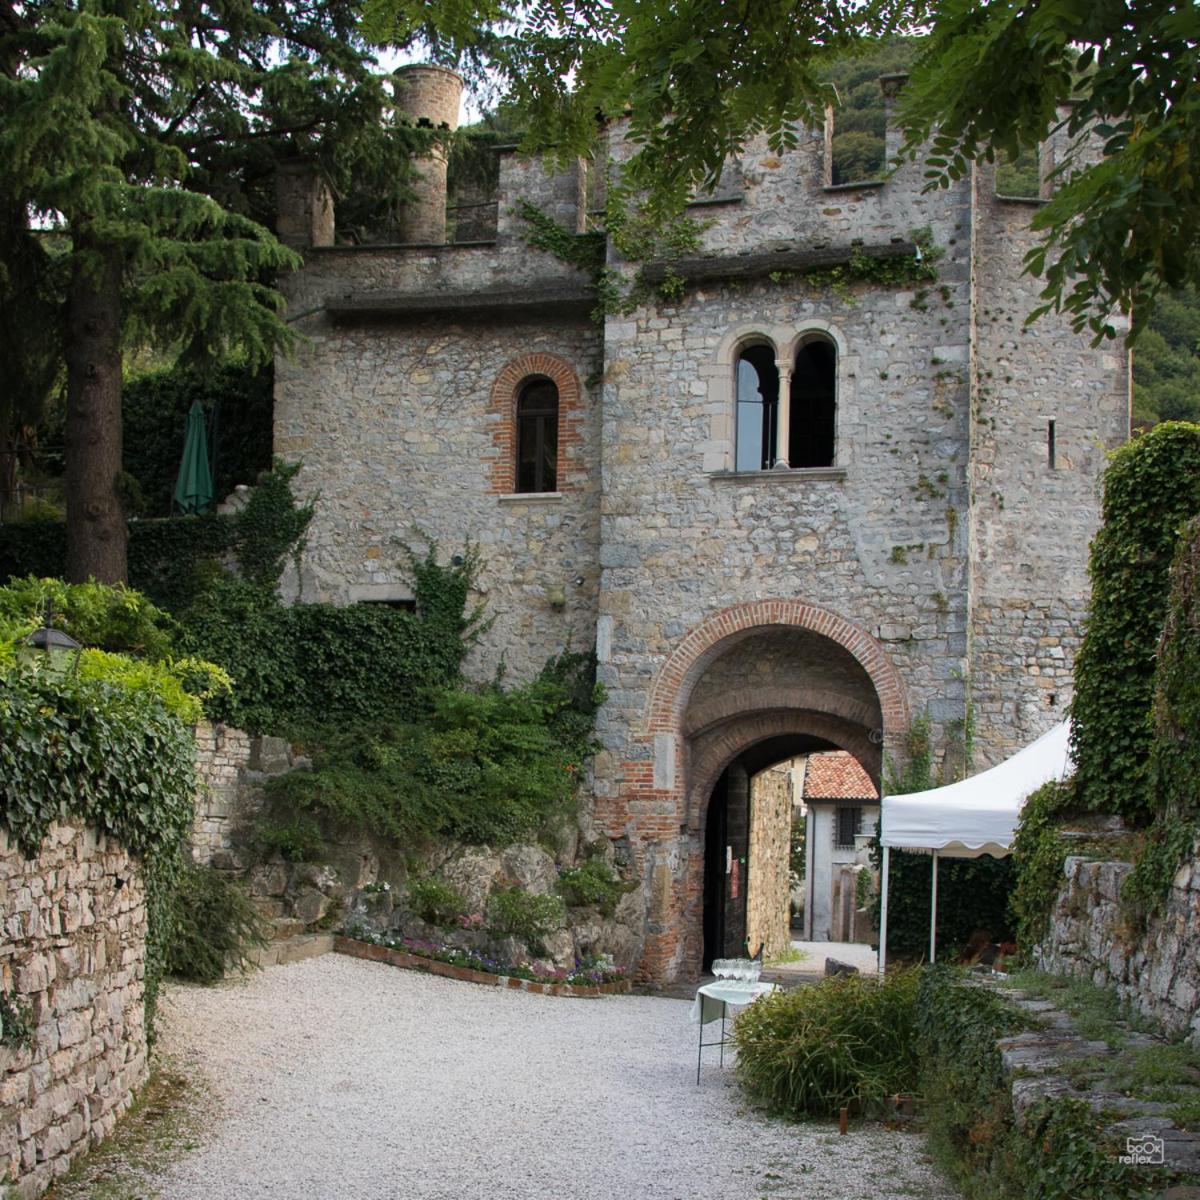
249,933,334,969
270,918,309,941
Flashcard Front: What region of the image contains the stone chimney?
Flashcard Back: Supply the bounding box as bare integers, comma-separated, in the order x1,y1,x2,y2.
275,160,335,250
392,64,464,244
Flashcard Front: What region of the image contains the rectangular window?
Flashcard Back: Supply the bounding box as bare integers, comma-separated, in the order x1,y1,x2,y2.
835,806,862,850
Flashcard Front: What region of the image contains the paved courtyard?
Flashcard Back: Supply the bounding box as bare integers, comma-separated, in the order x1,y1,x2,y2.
147,954,956,1200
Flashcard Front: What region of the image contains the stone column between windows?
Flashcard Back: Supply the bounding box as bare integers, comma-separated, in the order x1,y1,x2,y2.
773,361,792,468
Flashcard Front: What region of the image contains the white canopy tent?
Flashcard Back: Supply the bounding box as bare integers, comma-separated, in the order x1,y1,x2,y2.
877,720,1073,971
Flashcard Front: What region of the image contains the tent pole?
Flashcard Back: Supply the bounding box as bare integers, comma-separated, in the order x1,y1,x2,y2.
930,851,938,964
878,846,890,974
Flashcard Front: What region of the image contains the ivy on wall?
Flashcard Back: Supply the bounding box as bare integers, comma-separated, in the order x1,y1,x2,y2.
0,665,198,1033
1125,516,1200,917
1069,421,1200,823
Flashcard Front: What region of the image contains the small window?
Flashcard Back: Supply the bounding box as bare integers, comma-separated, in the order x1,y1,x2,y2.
790,338,836,467
835,806,862,850
735,345,780,471
516,378,559,493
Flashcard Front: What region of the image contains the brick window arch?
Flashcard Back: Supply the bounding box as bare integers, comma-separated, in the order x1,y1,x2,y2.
487,353,583,494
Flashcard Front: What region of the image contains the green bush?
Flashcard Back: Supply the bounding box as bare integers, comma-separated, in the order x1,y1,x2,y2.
179,540,484,735
732,968,923,1118
254,814,325,863
122,361,274,518
915,966,1144,1200
263,654,602,848
556,856,635,917
1008,779,1078,951
0,575,176,658
407,877,468,927
1070,422,1200,822
164,860,269,983
487,886,567,954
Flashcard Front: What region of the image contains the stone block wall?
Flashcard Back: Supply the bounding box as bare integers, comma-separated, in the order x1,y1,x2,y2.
745,765,792,961
191,721,254,866
0,822,148,1199
1038,852,1200,1042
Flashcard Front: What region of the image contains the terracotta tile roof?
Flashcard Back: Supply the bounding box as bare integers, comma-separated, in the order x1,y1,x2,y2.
802,751,878,801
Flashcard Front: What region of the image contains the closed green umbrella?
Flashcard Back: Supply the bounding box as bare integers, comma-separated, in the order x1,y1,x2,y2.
173,399,214,514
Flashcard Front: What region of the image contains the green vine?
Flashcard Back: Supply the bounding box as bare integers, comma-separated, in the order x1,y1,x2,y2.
1124,516,1200,918
0,665,198,1037
1008,778,1078,951
0,989,34,1049
514,197,708,316
1070,422,1200,822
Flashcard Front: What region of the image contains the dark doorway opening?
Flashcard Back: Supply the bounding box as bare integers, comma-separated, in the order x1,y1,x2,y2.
702,733,841,972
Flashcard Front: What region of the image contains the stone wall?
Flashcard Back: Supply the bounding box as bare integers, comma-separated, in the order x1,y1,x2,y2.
1038,852,1200,1042
0,822,148,1199
745,765,792,961
190,721,253,867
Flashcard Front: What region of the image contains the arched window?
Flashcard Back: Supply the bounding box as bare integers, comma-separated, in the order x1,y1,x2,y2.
516,378,559,493
790,337,836,467
735,345,780,471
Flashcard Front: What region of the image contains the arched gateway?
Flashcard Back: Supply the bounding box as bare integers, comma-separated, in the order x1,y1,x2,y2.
614,601,907,983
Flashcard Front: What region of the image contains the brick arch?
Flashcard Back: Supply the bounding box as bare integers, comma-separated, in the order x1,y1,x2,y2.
685,708,879,830
645,599,908,735
683,684,881,740
485,352,583,494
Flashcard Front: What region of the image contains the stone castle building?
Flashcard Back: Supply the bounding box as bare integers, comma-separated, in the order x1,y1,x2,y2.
273,65,1129,983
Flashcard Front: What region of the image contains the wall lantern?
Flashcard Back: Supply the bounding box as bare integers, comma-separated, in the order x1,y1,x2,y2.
18,609,83,675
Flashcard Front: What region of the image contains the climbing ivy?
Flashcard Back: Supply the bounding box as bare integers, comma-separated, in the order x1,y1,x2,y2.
0,664,198,1035
1069,422,1200,822
1007,778,1079,951
180,538,487,735
1124,517,1200,918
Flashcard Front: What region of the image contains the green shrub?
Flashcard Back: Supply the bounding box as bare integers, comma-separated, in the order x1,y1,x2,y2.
732,968,923,1118
0,575,176,658
1070,422,1200,822
179,541,484,734
1124,517,1200,917
915,966,1147,1200
1008,779,1078,951
264,655,602,849
163,860,269,983
487,886,567,954
254,814,325,863
407,877,469,927
556,856,635,917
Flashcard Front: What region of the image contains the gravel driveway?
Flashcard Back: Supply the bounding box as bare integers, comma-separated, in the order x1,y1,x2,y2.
149,954,957,1200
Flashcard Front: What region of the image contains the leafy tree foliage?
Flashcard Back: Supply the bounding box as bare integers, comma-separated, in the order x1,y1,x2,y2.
822,37,917,184
896,0,1200,342
1133,288,1200,428
0,0,436,582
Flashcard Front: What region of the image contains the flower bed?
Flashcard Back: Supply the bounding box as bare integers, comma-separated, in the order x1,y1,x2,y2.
334,932,631,998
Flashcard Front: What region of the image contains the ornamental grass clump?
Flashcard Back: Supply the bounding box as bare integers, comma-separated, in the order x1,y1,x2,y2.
733,968,922,1119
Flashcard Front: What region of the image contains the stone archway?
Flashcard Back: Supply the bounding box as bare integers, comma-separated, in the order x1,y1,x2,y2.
627,601,904,982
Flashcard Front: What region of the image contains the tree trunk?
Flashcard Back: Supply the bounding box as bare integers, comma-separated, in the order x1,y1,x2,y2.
64,235,127,584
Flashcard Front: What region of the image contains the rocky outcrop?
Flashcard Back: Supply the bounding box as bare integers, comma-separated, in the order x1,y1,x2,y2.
1038,850,1200,1043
